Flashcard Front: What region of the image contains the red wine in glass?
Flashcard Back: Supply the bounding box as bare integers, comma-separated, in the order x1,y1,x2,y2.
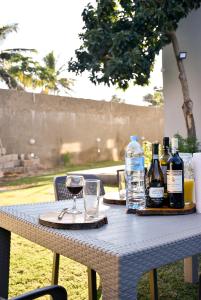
67,186,83,195
65,175,84,214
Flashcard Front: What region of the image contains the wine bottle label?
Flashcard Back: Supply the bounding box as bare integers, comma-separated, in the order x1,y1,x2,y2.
149,187,164,198
153,154,159,159
125,157,144,171
167,170,183,193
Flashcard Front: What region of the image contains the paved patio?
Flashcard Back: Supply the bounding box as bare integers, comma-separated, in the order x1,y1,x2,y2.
71,165,125,185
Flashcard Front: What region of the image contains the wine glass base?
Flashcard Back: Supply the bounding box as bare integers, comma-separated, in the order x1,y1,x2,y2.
67,208,82,215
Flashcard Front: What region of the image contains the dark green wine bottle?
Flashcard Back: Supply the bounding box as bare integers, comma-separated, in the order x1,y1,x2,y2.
167,138,184,209
160,137,170,206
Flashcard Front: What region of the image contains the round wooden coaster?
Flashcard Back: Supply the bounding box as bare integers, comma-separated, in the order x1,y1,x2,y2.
39,211,108,229
103,192,126,205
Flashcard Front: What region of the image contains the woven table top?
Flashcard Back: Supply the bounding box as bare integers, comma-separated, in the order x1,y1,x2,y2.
1,200,201,299
0,200,201,255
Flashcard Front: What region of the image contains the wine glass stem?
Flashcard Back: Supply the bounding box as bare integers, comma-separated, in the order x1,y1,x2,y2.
72,196,77,210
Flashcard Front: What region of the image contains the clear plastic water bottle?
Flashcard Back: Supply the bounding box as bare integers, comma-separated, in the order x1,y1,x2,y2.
125,136,145,210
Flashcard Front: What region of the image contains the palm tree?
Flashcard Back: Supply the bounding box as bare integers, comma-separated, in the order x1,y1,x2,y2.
0,24,74,95
0,24,38,90
38,51,74,95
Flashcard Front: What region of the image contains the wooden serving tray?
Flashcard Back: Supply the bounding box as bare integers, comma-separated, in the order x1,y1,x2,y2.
39,211,108,229
103,192,126,205
132,203,196,216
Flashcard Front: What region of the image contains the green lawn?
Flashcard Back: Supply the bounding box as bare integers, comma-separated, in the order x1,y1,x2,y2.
0,163,200,299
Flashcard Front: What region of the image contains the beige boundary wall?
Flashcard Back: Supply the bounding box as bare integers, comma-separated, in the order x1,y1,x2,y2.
0,89,164,167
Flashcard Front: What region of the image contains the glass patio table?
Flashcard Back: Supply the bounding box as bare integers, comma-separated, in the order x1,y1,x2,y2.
0,200,200,300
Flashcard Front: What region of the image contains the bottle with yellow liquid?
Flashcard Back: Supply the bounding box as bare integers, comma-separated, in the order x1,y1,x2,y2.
179,153,194,205
184,178,194,204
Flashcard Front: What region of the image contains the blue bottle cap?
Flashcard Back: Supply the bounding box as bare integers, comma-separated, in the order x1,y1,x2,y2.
130,136,138,142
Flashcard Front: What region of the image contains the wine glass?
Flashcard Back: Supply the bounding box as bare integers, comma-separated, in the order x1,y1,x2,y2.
65,175,84,214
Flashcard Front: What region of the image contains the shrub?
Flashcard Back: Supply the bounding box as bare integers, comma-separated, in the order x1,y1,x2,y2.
174,133,200,153
142,141,152,168
61,152,71,166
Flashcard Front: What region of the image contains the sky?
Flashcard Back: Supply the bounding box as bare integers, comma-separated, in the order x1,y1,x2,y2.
0,0,163,105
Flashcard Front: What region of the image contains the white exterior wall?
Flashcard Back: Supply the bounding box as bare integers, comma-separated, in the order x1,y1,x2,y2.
163,8,201,142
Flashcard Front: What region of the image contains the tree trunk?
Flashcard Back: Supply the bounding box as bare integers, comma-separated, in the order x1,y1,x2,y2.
167,31,196,139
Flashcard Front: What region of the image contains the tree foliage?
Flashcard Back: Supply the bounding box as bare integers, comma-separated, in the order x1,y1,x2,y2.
110,94,125,103
69,0,201,90
174,133,200,153
0,24,38,90
0,25,74,95
0,24,17,41
38,51,74,95
6,52,41,89
143,87,163,106
8,51,74,94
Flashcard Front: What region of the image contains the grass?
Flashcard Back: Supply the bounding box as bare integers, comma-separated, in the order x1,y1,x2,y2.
0,161,200,299
0,160,123,188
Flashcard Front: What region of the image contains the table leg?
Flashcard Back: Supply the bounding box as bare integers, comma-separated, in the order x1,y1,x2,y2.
88,268,97,300
0,228,11,299
101,285,138,300
184,255,199,283
149,269,158,300
101,272,138,300
199,274,201,300
51,252,60,285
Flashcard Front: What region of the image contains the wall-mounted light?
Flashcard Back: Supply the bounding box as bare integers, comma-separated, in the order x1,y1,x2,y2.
96,137,101,154
178,51,187,60
29,138,36,145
